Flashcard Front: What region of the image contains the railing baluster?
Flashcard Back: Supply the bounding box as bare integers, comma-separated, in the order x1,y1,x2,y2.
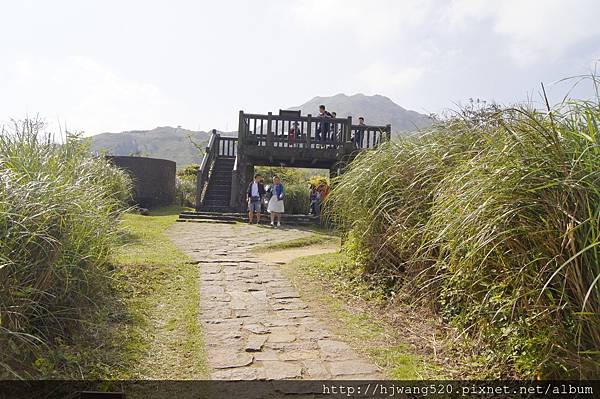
306,114,312,148
266,112,273,147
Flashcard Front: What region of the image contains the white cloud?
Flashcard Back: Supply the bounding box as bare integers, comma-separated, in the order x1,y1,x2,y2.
1,1,599,133
446,0,600,67
2,56,185,135
357,62,425,91
288,0,434,48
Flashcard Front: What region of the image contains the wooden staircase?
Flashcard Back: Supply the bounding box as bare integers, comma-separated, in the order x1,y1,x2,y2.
201,157,234,212
194,130,237,213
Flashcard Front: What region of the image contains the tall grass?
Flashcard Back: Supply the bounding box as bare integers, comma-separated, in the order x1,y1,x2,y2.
175,165,198,207
0,119,131,378
284,183,310,214
326,90,600,378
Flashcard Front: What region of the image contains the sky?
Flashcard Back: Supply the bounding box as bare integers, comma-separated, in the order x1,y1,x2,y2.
1,0,600,136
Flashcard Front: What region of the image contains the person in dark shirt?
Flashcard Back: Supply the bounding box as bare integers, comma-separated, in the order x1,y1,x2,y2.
247,173,266,224
316,104,332,144
354,116,366,148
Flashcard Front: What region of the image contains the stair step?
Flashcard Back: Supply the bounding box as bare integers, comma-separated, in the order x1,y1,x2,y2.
204,201,230,206
205,197,230,202
176,218,236,224
180,211,320,223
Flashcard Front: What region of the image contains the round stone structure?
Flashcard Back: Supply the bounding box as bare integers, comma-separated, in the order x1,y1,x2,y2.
107,156,176,208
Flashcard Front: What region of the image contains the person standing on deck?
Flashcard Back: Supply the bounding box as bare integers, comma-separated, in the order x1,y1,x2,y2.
267,175,285,228
353,116,366,148
247,173,266,224
316,105,332,144
288,122,300,147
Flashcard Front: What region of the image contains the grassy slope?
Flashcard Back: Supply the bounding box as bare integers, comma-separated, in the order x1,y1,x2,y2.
30,206,207,379
262,237,442,379
109,205,207,378
251,233,338,252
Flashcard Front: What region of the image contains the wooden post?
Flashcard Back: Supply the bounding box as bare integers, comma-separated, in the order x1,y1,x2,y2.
213,129,219,156
346,116,352,142
230,161,239,208
386,124,392,141
306,114,312,148
266,112,273,147
238,111,245,144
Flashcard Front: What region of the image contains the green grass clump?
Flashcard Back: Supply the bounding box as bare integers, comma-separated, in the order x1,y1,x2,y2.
0,119,131,378
252,233,338,252
282,183,310,214
326,88,600,378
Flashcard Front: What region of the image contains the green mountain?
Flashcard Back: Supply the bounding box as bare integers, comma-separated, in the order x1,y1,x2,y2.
288,93,433,134
89,126,211,167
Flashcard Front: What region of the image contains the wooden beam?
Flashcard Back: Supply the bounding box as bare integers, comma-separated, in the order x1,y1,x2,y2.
306,114,312,148
346,116,352,142
266,112,273,147
238,111,244,143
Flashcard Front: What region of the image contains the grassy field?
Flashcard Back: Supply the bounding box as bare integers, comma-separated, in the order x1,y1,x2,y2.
26,206,208,379
110,205,208,378
251,232,338,252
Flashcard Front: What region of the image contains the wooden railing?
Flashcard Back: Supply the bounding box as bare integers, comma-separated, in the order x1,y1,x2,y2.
239,111,391,150
350,124,390,149
218,136,237,157
195,130,218,210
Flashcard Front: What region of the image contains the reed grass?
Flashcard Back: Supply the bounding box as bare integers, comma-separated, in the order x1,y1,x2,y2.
0,118,131,378
325,85,600,378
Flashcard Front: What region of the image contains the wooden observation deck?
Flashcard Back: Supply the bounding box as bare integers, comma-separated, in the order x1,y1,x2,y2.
195,110,391,212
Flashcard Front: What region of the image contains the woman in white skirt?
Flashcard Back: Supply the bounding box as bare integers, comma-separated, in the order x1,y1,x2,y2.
267,175,285,228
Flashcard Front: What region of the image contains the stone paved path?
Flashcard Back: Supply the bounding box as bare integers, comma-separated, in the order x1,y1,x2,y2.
167,222,382,380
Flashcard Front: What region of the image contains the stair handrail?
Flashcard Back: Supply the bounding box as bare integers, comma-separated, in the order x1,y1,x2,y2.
195,129,219,211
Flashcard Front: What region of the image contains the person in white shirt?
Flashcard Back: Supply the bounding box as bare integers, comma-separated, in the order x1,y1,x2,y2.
247,173,266,224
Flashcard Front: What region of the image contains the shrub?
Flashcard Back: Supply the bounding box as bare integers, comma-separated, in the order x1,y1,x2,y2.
283,183,310,215
0,119,132,377
175,164,198,207
326,93,600,378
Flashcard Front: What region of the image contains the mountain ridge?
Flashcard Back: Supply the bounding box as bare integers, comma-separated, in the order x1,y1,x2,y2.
288,93,432,133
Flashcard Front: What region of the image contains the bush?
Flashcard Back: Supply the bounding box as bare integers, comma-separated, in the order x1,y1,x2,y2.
175,164,198,207
0,119,132,377
283,183,310,214
326,93,600,378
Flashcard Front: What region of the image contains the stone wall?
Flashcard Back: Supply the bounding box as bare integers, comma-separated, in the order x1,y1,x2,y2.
107,156,176,208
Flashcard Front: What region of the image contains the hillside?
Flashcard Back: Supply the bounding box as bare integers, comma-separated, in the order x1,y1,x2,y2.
89,126,211,167
288,93,433,134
